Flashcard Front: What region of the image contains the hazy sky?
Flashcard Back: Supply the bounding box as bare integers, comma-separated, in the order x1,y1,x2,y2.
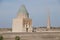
0,0,60,28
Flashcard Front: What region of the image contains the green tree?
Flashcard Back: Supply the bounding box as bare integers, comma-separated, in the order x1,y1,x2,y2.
0,36,3,40
15,36,20,40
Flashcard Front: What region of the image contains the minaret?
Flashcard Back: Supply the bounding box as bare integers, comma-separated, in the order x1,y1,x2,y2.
47,9,51,30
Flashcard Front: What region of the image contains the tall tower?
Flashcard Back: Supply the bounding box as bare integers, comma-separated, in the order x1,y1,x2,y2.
12,5,32,32
47,9,51,30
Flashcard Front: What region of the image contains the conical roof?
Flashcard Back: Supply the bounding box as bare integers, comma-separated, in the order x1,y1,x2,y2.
18,5,29,17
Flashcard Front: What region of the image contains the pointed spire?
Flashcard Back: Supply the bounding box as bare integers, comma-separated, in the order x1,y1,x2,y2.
47,9,51,30
17,5,29,17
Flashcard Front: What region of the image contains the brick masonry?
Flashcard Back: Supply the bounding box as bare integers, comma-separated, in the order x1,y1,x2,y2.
0,32,60,40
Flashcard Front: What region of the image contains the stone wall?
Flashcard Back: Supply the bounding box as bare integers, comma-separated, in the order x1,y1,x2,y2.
0,32,60,40
0,27,60,33
0,28,12,32
33,27,60,32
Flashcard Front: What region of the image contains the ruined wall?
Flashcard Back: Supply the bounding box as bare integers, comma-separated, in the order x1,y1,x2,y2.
0,27,60,33
0,32,60,40
0,28,12,32
33,27,60,32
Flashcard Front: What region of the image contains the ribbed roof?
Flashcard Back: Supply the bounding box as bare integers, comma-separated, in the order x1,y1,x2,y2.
18,5,29,17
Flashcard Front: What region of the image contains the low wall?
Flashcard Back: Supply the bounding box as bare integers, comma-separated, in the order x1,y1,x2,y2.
0,32,60,40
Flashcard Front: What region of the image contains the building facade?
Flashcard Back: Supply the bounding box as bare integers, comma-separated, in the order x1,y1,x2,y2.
12,5,32,32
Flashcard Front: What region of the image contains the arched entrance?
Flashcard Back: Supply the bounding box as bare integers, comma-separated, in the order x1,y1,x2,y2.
26,28,28,32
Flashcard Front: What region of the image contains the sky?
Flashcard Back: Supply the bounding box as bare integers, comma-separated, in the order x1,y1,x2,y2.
0,0,60,28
